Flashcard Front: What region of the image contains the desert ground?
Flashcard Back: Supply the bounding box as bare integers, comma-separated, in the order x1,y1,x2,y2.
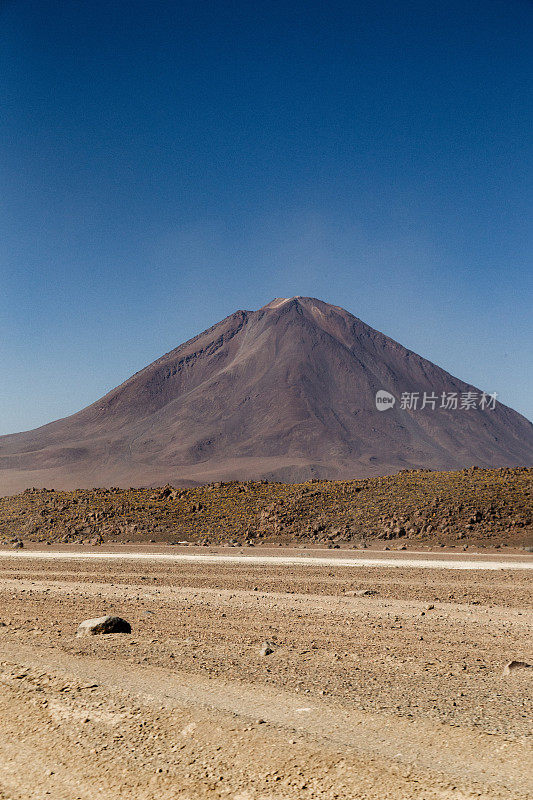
0,545,531,799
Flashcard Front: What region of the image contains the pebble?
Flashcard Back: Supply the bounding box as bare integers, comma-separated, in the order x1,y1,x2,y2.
259,640,276,656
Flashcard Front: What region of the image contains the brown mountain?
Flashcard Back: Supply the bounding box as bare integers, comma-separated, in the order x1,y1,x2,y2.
1,296,532,493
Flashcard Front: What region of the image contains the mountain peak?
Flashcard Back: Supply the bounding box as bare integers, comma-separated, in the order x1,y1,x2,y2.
0,298,531,493
260,296,340,310
261,297,293,309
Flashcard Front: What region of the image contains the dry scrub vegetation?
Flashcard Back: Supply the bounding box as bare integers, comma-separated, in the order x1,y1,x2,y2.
1,467,531,548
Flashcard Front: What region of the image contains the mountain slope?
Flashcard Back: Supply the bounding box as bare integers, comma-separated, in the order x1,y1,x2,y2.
1,296,532,492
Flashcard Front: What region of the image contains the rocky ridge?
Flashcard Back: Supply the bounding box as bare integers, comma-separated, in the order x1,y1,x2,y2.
1,467,531,548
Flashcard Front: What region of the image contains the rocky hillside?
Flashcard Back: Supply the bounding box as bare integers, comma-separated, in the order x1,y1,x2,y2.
1,468,531,549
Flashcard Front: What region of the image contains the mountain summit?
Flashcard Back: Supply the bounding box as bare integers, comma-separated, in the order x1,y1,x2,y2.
1,297,532,492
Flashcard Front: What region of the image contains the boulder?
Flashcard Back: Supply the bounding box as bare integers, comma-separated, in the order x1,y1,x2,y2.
76,615,131,637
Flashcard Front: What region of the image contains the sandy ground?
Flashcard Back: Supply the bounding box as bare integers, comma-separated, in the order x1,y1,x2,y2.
0,547,531,799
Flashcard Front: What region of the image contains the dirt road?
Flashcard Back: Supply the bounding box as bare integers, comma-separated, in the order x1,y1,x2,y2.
0,548,531,799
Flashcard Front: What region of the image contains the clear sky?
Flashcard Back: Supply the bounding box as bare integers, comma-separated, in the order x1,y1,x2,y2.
1,0,532,434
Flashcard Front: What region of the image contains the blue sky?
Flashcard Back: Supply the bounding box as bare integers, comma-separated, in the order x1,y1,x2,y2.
1,0,532,434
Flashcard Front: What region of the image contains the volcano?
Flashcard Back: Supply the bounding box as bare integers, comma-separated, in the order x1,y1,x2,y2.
1,296,532,493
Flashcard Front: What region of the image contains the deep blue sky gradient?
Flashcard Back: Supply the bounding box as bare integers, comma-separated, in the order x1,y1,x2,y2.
1,0,532,433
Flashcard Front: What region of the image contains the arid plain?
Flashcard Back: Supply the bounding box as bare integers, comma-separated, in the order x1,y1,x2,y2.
0,544,531,799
